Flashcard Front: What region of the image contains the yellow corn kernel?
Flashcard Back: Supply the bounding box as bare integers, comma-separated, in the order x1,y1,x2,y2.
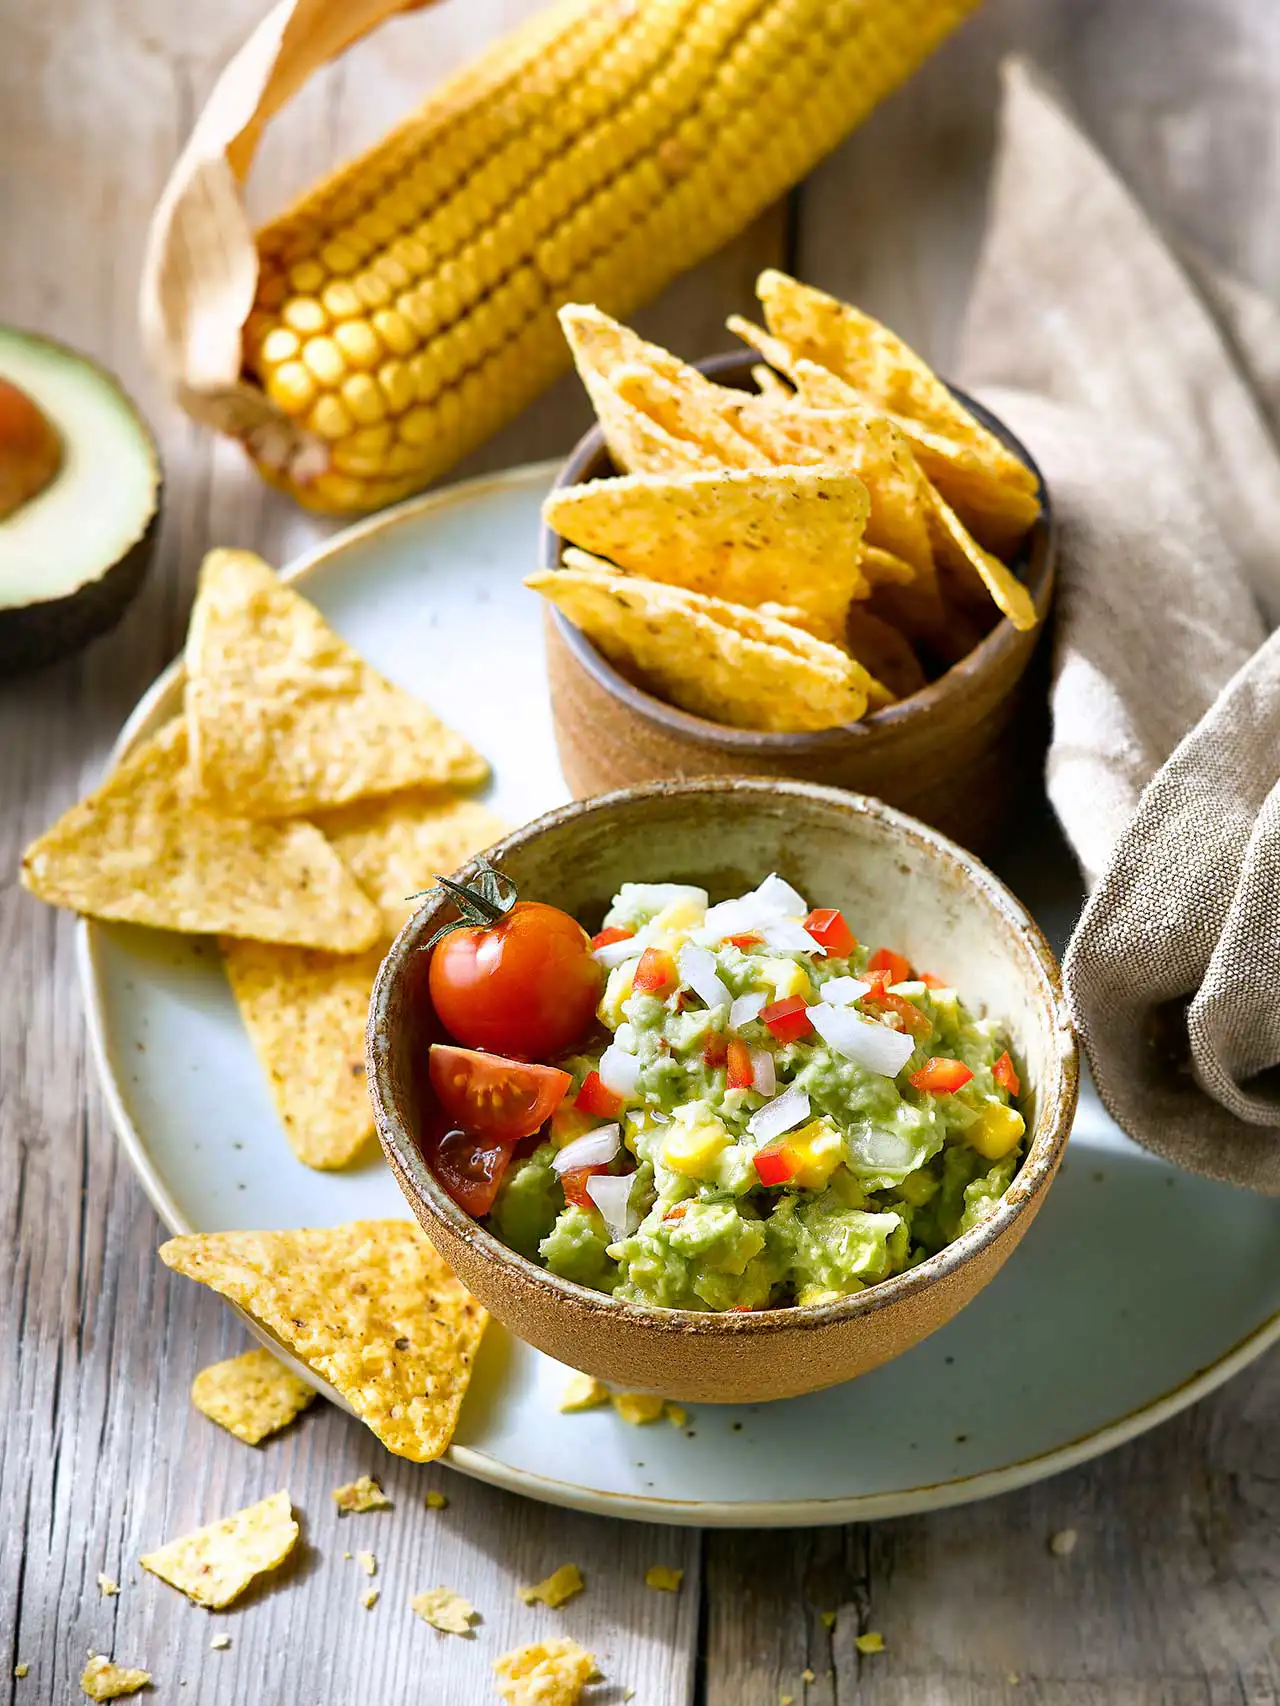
354,271,394,311
376,362,417,418
287,259,325,294
969,1102,1026,1162
282,296,327,338
661,1108,730,1181
347,422,394,457
301,336,345,388
341,372,388,427
754,957,813,1003
648,897,707,949
308,469,370,509
333,319,383,370
784,1118,845,1190
598,962,636,1030
307,393,356,441
321,280,363,321
260,326,300,365
371,308,416,358
398,403,440,448
319,239,360,276
266,360,317,416
549,1101,597,1150
383,441,433,477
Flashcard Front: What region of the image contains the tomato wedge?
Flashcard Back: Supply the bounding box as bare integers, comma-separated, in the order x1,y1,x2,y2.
803,908,856,957
726,1037,754,1090
993,1050,1021,1097
702,1034,729,1069
591,924,634,950
560,1164,609,1211
753,1140,799,1186
633,946,677,994
429,1045,571,1143
575,1070,625,1119
867,946,912,985
862,986,931,1039
431,1128,513,1216
761,995,812,1044
909,1057,974,1095
726,931,764,951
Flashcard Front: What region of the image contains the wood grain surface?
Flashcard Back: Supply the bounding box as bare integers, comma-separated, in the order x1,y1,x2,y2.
4,1,1280,1702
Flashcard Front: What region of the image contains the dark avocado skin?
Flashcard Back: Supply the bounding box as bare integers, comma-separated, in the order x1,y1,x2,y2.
0,329,163,677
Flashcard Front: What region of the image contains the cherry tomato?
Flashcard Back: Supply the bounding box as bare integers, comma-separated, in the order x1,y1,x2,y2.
429,899,602,1058
428,1045,571,1143
574,1070,625,1119
560,1164,608,1211
632,947,677,994
431,1127,513,1216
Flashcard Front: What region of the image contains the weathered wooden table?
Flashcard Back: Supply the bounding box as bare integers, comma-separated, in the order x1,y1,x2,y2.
6,2,1280,1700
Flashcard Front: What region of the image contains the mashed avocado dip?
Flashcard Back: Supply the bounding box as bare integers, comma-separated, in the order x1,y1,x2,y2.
489,875,1027,1312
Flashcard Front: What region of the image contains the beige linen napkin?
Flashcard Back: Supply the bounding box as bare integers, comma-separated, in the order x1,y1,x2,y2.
956,60,1280,1191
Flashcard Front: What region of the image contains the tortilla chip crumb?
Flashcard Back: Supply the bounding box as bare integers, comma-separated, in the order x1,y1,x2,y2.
80,1656,151,1700
559,1371,610,1413
780,1695,794,1705
1049,1529,1078,1557
358,1550,377,1578
425,1490,449,1510
493,1637,597,1706
665,1403,687,1428
518,1563,584,1608
412,1587,477,1635
97,1573,119,1597
332,1475,391,1514
362,1589,380,1610
802,1668,815,1682
343,1550,352,1561
139,1489,298,1608
210,1637,230,1652
191,1347,315,1444
820,1610,837,1629
611,1391,666,1425
1007,1674,1021,1686
644,1565,683,1592
855,1631,885,1655
14,1665,29,1680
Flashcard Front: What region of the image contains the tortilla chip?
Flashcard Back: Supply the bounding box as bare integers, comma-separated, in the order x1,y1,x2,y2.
358,1550,377,1577
493,1638,598,1706
890,419,1042,556
844,607,928,701
757,270,1039,496
139,1490,298,1608
332,1475,391,1513
185,549,488,818
859,545,918,588
19,722,382,951
528,560,882,733
751,363,792,403
412,1587,478,1635
558,1371,609,1413
518,1564,584,1608
314,791,507,937
191,1346,316,1444
610,1391,666,1425
361,1588,379,1609
544,466,871,648
80,1657,151,1701
925,489,1038,632
425,1489,449,1509
220,941,383,1170
645,1565,684,1592
612,364,762,468
728,315,861,411
159,1222,488,1462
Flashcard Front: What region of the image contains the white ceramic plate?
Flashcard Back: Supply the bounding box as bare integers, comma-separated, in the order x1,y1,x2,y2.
81,462,1280,1527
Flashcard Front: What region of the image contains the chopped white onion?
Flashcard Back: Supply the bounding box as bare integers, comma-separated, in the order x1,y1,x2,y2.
820,976,872,1007
747,1083,811,1142
677,943,731,1010
808,1002,916,1076
701,895,770,939
749,1047,777,1097
750,873,809,919
760,918,826,955
729,991,768,1030
593,934,645,970
618,882,709,914
851,1126,919,1175
585,1171,635,1241
551,1124,622,1173
598,1042,642,1099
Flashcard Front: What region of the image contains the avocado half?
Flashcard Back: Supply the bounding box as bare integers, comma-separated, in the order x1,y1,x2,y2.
0,327,161,675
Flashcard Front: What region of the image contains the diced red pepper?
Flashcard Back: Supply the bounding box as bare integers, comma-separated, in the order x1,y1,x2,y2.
919,971,948,990
728,1304,755,1313
760,995,813,1043
663,1202,689,1223
862,966,891,993
753,1140,800,1186
591,924,634,950
560,1164,608,1211
726,931,764,951
867,946,912,985
726,1037,754,1090
574,1070,625,1118
702,1034,729,1069
633,946,677,994
862,987,931,1039
909,1057,974,1095
993,1050,1021,1097
803,907,856,957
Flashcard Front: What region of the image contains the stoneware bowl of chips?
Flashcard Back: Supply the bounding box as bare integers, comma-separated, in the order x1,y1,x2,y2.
368,778,1078,1405
529,276,1055,852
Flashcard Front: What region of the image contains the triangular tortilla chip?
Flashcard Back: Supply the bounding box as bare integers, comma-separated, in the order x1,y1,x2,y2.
528,559,884,732
757,270,1040,496
750,363,792,404
191,1347,316,1445
80,1657,152,1700
924,489,1038,632
185,549,488,818
220,941,384,1170
159,1222,488,1462
140,1489,298,1608
19,721,381,950
544,466,871,649
611,365,762,468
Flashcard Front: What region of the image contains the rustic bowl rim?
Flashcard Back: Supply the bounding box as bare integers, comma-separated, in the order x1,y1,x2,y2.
537,351,1055,752
368,776,1079,1338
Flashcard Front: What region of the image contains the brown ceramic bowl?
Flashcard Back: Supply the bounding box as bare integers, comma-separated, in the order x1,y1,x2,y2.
539,352,1055,852
368,778,1078,1405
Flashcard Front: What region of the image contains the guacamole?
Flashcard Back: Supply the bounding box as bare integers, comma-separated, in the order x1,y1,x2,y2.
488,875,1027,1311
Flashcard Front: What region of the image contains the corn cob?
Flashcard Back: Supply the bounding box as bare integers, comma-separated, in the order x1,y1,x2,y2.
243,0,979,513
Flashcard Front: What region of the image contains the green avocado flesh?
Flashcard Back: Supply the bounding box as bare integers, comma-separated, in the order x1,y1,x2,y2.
0,326,160,671
487,880,1027,1312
